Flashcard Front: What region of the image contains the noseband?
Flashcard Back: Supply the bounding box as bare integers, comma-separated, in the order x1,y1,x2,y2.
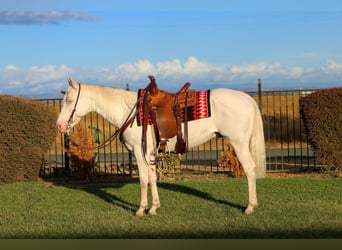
66,83,81,135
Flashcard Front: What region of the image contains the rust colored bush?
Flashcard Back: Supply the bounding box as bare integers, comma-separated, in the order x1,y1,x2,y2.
300,87,342,175
66,125,96,181
217,139,244,178
0,95,57,184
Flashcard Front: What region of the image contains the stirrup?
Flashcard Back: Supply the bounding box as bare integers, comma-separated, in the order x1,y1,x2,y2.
156,141,171,157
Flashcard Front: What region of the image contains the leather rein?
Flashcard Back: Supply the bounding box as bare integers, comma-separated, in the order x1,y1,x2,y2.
65,83,140,150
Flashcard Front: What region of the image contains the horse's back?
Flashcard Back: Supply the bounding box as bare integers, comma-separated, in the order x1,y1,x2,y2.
210,88,257,116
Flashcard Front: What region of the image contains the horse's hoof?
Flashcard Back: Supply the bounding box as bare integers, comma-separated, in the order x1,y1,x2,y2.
134,210,145,217
243,208,254,215
147,211,157,216
134,207,147,217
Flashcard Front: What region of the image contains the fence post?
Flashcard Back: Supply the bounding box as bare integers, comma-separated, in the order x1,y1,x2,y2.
258,78,262,113
64,133,70,175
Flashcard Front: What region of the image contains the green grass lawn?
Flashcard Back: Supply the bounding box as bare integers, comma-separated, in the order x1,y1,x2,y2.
0,176,341,238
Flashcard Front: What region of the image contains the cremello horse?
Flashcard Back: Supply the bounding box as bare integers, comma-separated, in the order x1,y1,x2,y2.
56,77,266,216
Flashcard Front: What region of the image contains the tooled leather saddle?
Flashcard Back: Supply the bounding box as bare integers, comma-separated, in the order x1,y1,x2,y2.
141,75,196,155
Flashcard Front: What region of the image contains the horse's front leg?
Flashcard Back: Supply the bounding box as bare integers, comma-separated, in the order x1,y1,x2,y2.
135,176,148,216
134,147,149,216
134,147,160,216
147,163,160,215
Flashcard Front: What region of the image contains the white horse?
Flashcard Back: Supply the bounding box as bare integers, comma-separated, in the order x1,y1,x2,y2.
56,77,266,216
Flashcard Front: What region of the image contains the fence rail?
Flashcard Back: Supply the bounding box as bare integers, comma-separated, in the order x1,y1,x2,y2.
41,87,319,178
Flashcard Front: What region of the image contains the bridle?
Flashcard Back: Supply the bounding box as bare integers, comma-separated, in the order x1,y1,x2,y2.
63,82,140,150
66,83,82,135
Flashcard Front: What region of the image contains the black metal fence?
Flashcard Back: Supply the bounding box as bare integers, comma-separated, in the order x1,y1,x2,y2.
41,88,319,178
256,89,317,172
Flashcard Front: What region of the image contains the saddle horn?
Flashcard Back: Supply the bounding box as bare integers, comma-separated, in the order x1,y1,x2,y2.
147,75,158,96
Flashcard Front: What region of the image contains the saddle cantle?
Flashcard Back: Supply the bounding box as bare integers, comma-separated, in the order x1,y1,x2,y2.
141,75,196,155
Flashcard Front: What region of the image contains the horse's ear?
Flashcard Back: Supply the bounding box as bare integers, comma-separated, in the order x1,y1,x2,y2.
67,77,78,89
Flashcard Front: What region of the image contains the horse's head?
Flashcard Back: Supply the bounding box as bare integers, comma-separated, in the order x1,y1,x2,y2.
56,77,88,133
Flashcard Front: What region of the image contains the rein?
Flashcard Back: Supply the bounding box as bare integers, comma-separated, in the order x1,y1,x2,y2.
65,84,140,150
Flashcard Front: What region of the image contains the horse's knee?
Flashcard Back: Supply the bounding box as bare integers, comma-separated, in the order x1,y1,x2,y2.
244,164,256,179
139,169,149,185
148,166,158,183
232,144,256,178
139,179,148,190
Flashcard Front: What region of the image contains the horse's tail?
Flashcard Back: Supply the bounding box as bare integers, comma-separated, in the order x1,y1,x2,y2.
249,104,266,179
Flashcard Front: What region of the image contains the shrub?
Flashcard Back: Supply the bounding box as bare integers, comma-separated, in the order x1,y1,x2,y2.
300,87,342,175
156,153,181,180
217,139,244,177
66,125,96,181
0,95,57,184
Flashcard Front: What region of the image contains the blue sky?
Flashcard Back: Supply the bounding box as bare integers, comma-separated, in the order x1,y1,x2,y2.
1,0,342,95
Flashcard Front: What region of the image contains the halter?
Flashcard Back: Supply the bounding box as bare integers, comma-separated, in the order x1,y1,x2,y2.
66,83,81,135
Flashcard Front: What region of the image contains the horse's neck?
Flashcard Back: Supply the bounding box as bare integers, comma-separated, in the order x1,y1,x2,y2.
86,84,137,128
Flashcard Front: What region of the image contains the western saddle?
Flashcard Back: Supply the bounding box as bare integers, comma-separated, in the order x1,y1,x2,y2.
141,75,196,155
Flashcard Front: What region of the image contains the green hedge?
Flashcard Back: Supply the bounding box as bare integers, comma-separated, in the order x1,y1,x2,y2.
300,87,342,175
0,95,57,184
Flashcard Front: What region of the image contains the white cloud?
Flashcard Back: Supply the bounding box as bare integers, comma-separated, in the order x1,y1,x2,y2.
114,60,155,81
4,64,20,71
156,59,183,77
26,65,73,84
111,57,215,81
288,67,304,78
321,60,342,74
1,57,342,95
183,56,212,75
0,64,72,94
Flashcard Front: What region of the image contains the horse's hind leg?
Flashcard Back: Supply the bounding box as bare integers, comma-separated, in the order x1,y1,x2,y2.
230,141,258,215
